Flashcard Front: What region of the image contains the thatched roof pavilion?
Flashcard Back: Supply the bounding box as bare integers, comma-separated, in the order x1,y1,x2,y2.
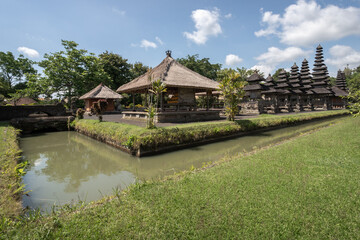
117,51,221,123
80,83,122,112
117,51,219,93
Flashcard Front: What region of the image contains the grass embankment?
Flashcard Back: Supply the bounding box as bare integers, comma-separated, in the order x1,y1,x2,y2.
0,122,25,221
3,114,360,239
74,110,349,155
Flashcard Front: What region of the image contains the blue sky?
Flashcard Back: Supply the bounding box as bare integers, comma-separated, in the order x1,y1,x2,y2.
1,0,360,77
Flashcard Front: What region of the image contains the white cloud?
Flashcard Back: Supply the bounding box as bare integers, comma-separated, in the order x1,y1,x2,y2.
155,36,164,45
112,7,125,16
225,54,242,66
184,9,222,44
255,0,360,46
224,13,232,19
326,45,360,69
17,47,39,58
251,46,311,75
251,64,275,76
140,39,157,49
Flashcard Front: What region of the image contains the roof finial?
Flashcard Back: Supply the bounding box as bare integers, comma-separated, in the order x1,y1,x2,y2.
166,50,172,57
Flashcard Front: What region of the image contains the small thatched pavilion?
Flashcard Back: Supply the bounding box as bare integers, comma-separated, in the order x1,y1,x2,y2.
80,83,123,112
116,50,221,122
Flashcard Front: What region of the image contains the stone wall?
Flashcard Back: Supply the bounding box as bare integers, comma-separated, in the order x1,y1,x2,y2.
0,104,67,121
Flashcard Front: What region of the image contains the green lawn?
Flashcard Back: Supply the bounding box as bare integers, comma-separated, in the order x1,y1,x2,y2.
0,122,23,221
3,115,360,239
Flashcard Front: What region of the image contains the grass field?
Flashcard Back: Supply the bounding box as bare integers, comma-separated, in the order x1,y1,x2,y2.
2,115,359,239
0,122,24,221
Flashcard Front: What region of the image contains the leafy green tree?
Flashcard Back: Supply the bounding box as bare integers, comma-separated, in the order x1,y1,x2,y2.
219,70,247,121
146,78,167,129
347,67,360,116
39,40,110,109
99,51,132,90
0,51,36,96
21,73,55,99
237,67,256,79
130,62,149,79
177,54,221,80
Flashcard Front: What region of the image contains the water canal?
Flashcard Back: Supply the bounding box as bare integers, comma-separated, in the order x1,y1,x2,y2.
21,117,346,212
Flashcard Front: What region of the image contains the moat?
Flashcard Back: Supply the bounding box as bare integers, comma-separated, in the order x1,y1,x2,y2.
21,117,346,212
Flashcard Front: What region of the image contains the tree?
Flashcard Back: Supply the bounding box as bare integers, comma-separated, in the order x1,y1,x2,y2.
177,54,221,80
99,51,132,90
22,73,55,99
130,62,149,79
0,51,36,96
347,67,360,116
146,78,167,129
39,40,110,110
219,70,247,121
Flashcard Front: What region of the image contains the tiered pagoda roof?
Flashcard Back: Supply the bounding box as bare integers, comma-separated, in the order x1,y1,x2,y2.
244,73,267,91
331,70,348,97
335,70,347,91
300,59,313,92
311,45,332,95
261,74,278,94
289,63,303,94
275,69,291,94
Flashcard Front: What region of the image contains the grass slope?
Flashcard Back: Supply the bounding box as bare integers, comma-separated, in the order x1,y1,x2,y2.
4,116,360,239
0,122,23,220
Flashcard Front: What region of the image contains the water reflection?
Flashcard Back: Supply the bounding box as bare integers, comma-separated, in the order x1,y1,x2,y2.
21,117,345,212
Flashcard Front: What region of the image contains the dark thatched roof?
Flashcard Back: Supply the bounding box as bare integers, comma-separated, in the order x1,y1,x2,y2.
244,84,265,91
331,86,348,97
9,97,37,106
247,73,265,82
117,55,220,93
79,83,122,100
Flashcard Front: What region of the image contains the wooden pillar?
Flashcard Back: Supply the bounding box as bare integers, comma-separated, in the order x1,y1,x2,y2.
160,92,164,111
206,91,210,111
144,92,148,108
132,94,135,111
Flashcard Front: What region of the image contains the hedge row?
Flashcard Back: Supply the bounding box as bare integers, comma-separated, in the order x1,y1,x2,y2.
73,110,349,155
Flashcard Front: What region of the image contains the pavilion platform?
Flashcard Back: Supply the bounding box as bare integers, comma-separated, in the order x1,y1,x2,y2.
122,110,221,123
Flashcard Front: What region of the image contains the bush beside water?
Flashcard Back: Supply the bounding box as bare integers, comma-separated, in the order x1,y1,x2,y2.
73,110,349,154
0,122,26,222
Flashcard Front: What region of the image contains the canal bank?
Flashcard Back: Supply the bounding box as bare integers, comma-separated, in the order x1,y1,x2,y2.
21,115,349,212
74,110,349,156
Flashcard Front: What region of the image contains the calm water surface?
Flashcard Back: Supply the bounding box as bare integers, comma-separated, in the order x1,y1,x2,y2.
21,117,344,212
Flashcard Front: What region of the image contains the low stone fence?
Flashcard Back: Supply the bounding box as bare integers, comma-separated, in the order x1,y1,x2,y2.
0,104,67,121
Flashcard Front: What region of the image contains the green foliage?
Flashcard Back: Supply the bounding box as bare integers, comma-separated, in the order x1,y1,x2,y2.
90,100,108,121
39,40,110,109
177,54,221,80
146,103,156,129
0,123,25,221
73,110,348,154
146,78,167,129
130,62,149,79
0,51,36,97
76,108,85,119
346,66,360,116
219,70,247,121
99,51,132,90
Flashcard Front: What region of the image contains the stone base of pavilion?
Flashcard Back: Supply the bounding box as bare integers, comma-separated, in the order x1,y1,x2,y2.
122,110,221,123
